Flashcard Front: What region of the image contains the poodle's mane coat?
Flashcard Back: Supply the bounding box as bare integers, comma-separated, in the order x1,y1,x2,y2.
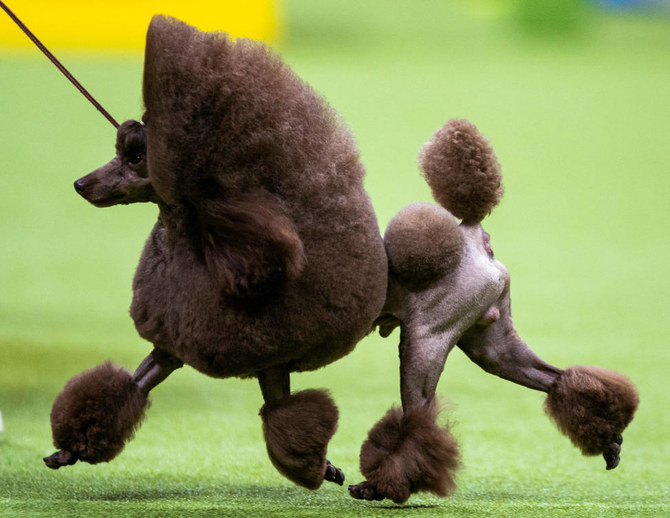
142,16,364,296
130,16,388,377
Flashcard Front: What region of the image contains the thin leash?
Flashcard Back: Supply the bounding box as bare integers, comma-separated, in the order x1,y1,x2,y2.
0,0,120,129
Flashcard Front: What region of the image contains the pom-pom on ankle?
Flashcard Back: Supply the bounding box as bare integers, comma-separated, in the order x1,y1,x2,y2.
544,365,638,466
47,362,149,467
358,401,460,503
260,389,339,489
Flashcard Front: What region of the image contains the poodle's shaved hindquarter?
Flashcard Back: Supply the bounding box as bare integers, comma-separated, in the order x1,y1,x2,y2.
349,120,638,504
47,15,387,490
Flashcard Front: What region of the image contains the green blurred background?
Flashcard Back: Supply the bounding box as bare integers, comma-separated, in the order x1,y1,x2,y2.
1,1,669,516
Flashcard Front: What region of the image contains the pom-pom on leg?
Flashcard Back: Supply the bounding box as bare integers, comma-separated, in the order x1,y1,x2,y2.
260,389,339,490
544,365,639,470
44,362,149,469
349,401,460,504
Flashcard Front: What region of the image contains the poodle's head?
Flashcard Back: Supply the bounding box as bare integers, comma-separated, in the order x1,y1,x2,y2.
74,120,158,207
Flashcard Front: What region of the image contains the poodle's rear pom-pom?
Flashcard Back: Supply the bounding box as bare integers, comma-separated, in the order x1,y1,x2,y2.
419,119,503,223
351,402,460,504
544,366,639,470
44,362,149,469
384,202,464,289
260,389,339,489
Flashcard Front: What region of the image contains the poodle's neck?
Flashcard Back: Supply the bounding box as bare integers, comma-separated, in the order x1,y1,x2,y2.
158,201,193,236
156,202,202,254
157,201,188,228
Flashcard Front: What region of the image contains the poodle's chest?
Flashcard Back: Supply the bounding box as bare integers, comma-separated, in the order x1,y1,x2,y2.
130,226,221,342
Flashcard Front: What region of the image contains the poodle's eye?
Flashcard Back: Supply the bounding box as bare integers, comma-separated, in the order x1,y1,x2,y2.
128,153,144,165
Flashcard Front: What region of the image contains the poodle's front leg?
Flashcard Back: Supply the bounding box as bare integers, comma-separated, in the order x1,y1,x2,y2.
258,365,343,489
44,347,182,469
133,347,184,394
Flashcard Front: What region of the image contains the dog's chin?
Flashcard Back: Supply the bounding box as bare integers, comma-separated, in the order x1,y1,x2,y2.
85,194,126,208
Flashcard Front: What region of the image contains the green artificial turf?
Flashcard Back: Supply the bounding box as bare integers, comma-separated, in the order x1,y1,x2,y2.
1,1,669,516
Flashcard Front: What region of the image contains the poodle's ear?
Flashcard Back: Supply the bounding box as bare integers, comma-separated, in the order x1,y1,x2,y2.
115,120,146,160
195,192,306,298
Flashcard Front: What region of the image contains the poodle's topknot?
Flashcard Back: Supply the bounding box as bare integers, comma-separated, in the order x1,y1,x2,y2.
419,119,503,223
142,15,363,206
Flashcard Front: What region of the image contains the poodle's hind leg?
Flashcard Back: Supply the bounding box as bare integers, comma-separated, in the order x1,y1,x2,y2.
350,325,460,504
457,291,638,469
44,347,182,469
258,366,342,489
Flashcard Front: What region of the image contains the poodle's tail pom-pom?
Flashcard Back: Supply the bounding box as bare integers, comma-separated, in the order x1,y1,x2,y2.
44,362,149,469
358,401,460,504
544,366,639,469
419,119,503,223
260,389,339,490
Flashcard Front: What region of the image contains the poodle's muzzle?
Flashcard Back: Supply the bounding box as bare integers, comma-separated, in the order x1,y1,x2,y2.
74,159,155,207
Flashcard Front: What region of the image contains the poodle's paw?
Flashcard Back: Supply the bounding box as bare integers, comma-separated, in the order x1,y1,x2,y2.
604,434,624,470
357,402,460,504
260,389,339,489
48,362,149,466
544,366,638,469
348,481,385,501
43,449,78,470
324,460,345,486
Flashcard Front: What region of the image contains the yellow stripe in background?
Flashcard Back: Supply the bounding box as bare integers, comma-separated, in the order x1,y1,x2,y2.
0,0,281,50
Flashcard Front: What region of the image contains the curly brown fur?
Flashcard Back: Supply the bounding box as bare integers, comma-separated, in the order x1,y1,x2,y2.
48,362,149,466
129,16,387,377
194,191,306,297
545,366,639,459
419,119,503,223
384,202,463,289
260,390,339,489
143,16,365,206
357,402,460,504
142,16,376,298
57,16,386,487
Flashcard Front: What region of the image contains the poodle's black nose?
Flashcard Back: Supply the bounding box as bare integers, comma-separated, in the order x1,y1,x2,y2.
74,179,86,194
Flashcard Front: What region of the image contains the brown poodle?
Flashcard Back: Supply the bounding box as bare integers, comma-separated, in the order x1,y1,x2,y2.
46,17,638,502
348,119,639,503
45,16,388,490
